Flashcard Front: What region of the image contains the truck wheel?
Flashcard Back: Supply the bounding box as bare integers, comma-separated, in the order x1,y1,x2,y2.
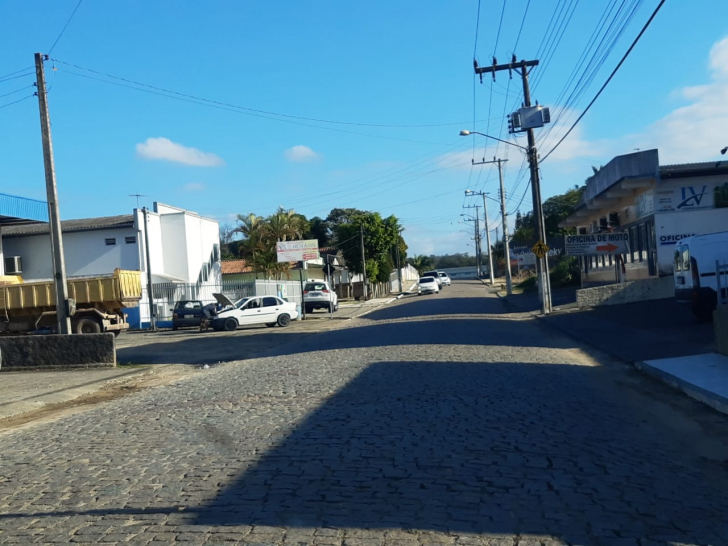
223,318,238,331
277,313,291,327
75,318,101,334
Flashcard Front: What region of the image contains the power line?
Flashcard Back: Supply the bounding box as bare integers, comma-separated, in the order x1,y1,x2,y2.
0,70,35,84
48,0,84,54
0,66,35,81
51,58,493,130
540,0,666,163
0,85,33,99
0,95,34,111
493,0,508,54
512,0,531,53
473,0,482,58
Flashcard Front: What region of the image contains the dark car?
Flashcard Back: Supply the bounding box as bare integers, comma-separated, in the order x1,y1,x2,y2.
172,300,204,330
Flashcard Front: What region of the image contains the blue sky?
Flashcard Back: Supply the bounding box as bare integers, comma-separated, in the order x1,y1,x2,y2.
2,1,728,255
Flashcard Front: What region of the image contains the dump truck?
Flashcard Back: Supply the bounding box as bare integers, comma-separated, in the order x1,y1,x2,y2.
0,269,142,335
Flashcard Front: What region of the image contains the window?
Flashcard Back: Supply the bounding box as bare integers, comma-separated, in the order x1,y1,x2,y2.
105,238,116,246
682,247,690,271
125,236,136,244
305,283,327,291
176,301,202,310
263,297,279,307
674,248,682,272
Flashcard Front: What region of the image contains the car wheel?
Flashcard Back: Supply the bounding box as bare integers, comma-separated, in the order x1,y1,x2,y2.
265,322,276,328
212,321,223,331
172,324,179,331
223,317,238,331
277,313,291,327
334,303,339,312
305,305,312,314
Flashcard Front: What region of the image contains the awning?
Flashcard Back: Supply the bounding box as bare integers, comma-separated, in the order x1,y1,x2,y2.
0,193,48,227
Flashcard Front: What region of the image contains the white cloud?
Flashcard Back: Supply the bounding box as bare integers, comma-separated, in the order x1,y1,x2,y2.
284,145,320,162
631,36,728,163
136,137,224,167
183,182,205,191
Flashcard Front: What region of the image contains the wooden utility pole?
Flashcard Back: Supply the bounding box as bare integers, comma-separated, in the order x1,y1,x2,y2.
34,53,71,335
475,57,552,313
360,223,368,300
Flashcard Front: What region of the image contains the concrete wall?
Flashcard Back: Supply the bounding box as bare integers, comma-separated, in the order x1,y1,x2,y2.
576,276,674,308
3,228,140,280
0,334,116,371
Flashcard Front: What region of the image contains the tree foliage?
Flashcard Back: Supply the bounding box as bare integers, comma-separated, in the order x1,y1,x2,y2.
513,185,585,241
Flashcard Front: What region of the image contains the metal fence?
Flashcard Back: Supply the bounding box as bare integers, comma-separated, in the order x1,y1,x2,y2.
145,280,303,322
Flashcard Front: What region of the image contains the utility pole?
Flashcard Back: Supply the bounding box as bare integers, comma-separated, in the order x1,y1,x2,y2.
141,207,156,330
395,230,403,293
463,205,482,277
34,53,71,335
360,223,368,300
475,57,551,313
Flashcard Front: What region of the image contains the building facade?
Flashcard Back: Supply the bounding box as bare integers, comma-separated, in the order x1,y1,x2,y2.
1,202,221,328
561,149,728,280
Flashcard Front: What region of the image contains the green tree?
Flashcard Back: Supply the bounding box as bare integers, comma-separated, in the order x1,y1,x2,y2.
335,212,400,283
305,216,330,247
408,255,433,274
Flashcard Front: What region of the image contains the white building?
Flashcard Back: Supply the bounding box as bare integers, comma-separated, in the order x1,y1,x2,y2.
1,202,221,328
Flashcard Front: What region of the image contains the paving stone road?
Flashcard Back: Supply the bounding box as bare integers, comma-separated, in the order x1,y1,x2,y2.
1,281,728,545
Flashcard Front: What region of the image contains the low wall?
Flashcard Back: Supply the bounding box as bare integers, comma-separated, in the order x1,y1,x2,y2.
576,276,673,308
0,334,116,371
715,306,728,357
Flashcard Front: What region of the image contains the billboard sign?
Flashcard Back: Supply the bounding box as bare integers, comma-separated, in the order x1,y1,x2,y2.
276,239,320,262
565,233,629,256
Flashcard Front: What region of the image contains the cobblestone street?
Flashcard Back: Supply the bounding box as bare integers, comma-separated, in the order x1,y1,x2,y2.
1,281,728,545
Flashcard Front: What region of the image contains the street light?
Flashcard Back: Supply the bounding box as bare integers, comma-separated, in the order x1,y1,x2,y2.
459,130,528,152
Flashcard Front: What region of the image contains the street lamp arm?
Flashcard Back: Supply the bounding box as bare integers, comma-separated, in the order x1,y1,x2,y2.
459,130,528,152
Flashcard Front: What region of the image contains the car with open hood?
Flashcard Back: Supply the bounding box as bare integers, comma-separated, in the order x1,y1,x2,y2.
210,293,299,331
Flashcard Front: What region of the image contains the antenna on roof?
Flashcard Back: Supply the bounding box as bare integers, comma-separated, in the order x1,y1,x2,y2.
129,194,148,208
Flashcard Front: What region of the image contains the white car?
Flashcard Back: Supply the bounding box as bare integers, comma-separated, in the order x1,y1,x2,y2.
418,276,440,295
211,294,299,331
303,280,339,313
437,272,451,286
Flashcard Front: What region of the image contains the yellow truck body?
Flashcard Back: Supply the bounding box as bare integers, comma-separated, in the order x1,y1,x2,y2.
0,269,142,334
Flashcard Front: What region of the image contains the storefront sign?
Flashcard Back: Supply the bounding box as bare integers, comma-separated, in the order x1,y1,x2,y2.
276,239,320,262
565,233,629,256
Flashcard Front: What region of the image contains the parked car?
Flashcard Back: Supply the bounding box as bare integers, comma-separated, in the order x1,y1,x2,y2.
211,294,298,331
423,270,443,288
418,276,440,295
673,231,728,321
303,280,339,313
437,272,451,286
172,300,204,330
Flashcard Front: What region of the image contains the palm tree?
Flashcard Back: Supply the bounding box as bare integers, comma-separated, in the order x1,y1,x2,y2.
408,255,433,274
235,213,265,259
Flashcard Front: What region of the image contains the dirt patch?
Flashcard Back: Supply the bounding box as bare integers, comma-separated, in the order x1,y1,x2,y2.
0,365,191,435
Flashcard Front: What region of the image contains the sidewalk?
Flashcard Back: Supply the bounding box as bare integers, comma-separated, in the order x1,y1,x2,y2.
500,289,727,415
0,366,151,422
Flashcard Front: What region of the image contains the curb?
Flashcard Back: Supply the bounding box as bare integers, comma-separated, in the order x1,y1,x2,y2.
634,359,728,416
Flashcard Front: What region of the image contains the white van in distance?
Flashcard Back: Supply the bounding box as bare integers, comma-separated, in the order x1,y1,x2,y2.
673,231,728,321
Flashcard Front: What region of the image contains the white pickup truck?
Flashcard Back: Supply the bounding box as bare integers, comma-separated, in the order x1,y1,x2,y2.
303,280,339,313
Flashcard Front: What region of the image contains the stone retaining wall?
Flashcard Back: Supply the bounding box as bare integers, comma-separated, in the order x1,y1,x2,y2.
576,276,673,308
0,334,116,371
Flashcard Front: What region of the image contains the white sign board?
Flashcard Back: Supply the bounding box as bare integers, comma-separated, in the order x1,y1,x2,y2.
565,233,629,256
276,239,320,262
517,252,536,266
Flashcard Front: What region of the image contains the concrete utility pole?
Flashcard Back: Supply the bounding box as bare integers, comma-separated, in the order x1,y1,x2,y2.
360,223,368,300
141,207,156,330
34,53,71,335
395,230,403,293
475,58,551,313
471,159,513,294
463,205,482,277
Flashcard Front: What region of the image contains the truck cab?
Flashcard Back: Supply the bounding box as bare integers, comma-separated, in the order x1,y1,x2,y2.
674,231,728,321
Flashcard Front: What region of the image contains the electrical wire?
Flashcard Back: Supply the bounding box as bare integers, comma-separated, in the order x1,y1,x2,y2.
0,70,35,84
0,85,33,99
540,0,666,163
512,0,531,53
51,58,493,130
48,0,84,54
473,0,482,58
0,95,34,110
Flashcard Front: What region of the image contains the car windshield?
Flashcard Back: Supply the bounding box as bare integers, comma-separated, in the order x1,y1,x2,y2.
305,283,327,291
420,277,434,283
438,273,447,277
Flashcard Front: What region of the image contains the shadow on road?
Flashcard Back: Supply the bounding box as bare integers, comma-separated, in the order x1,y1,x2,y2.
191,359,728,542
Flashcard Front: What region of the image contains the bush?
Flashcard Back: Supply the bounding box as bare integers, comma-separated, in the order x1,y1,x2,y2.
550,256,581,287
516,276,537,291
